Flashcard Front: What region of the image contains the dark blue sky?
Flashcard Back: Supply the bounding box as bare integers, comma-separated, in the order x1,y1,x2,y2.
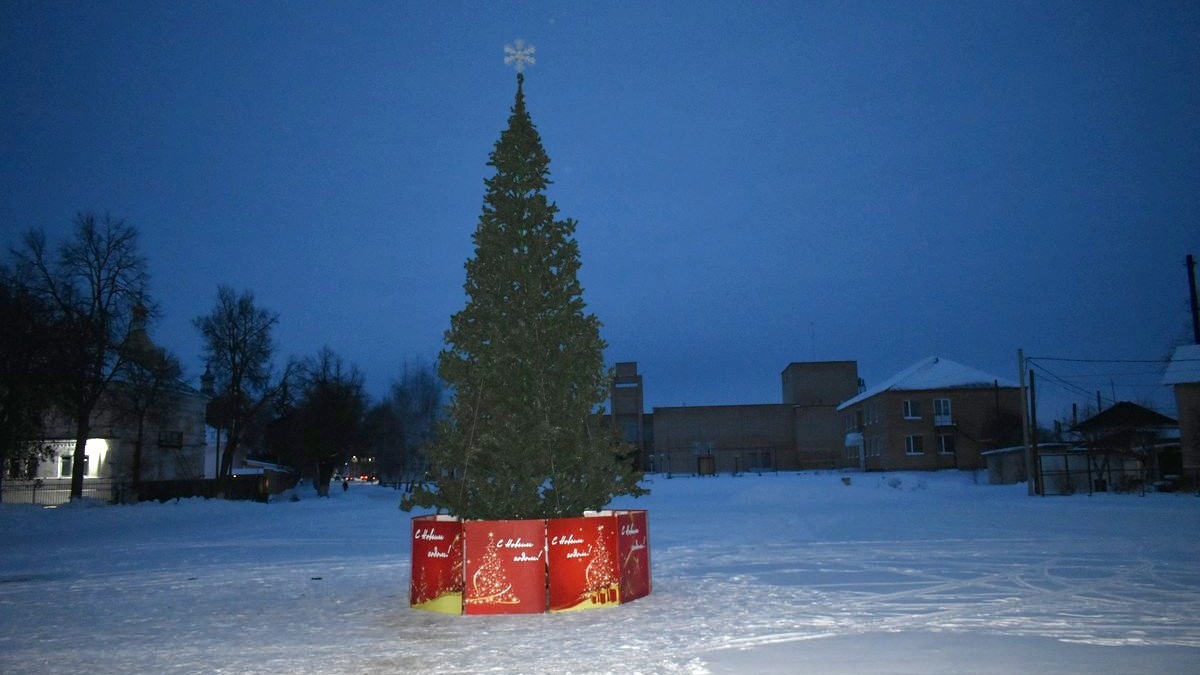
3,1,1197,420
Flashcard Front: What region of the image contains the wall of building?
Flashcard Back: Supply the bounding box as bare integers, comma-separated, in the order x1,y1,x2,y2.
32,386,209,482
652,404,794,474
610,362,647,469
792,405,855,469
613,360,862,474
1175,383,1200,470
850,386,1022,471
782,361,860,406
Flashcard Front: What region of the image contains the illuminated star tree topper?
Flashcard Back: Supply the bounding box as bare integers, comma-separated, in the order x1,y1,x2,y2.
504,39,536,73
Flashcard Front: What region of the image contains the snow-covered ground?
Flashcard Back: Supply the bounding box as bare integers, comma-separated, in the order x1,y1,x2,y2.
1,471,1198,674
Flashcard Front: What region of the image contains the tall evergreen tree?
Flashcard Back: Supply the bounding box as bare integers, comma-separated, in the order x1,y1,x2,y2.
405,72,644,520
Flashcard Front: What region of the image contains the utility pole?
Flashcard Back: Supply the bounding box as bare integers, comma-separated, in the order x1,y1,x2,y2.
1019,349,1035,496
1029,368,1040,496
1187,254,1199,344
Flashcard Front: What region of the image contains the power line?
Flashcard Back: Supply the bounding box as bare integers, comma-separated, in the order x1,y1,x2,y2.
1026,356,1180,364
1023,355,1182,417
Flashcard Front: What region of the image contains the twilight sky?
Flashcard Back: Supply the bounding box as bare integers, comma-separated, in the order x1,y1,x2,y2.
2,1,1198,420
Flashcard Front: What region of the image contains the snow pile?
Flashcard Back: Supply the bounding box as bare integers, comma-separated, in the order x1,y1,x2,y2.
1,472,1198,674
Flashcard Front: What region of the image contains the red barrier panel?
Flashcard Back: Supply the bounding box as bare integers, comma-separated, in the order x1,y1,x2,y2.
616,510,651,602
409,515,464,614
463,519,547,615
410,511,650,614
547,515,620,612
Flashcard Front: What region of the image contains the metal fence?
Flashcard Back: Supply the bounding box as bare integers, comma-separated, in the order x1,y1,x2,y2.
0,478,121,506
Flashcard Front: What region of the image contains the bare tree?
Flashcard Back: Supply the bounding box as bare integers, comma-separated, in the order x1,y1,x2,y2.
390,360,442,487
193,286,281,481
272,347,367,496
11,213,149,499
115,305,184,492
363,400,402,484
0,277,63,489
365,360,442,489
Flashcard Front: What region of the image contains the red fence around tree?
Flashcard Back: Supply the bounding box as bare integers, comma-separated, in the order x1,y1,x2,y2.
410,510,651,615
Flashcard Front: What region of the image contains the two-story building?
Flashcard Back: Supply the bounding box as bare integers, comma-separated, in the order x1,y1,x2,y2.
837,357,1022,471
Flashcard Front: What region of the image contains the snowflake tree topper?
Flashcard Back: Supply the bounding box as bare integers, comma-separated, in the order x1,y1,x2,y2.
504,39,536,73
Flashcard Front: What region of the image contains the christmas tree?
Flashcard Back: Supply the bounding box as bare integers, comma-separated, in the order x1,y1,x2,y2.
404,44,645,521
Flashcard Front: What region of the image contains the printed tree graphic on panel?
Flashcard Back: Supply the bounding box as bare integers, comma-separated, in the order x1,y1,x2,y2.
403,52,645,520
584,526,616,591
467,532,519,605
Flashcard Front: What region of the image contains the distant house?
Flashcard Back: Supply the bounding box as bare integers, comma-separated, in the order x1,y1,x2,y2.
1039,401,1180,494
2,383,209,505
985,402,1182,494
836,357,1022,471
1162,344,1200,476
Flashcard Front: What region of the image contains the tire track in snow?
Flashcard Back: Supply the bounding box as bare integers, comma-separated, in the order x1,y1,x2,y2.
675,536,1200,654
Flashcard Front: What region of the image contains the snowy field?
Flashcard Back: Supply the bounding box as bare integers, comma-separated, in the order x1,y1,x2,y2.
1,471,1198,675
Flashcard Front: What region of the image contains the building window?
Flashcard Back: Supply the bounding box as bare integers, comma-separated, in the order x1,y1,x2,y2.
6,456,37,480
60,453,89,477
867,437,882,457
905,435,925,455
903,399,922,419
938,434,956,455
934,398,952,425
158,430,184,448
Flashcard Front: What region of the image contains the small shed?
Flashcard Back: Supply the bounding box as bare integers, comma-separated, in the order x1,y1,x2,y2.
983,443,1080,486
1038,402,1181,495
982,445,1028,485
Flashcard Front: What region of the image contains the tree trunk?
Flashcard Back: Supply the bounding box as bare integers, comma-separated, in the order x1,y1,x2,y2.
132,414,146,495
69,417,89,500
217,431,238,497
220,420,240,479
314,459,330,497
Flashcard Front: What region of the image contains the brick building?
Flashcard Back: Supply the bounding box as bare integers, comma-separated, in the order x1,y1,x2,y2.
836,357,1022,471
1163,344,1200,474
614,361,862,474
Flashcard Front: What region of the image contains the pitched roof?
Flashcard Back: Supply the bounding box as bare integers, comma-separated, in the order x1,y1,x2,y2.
1162,344,1200,385
837,356,1017,410
1072,401,1177,432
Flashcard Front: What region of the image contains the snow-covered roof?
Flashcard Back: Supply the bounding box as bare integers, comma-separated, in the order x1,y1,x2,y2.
1162,344,1200,385
837,356,1018,410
